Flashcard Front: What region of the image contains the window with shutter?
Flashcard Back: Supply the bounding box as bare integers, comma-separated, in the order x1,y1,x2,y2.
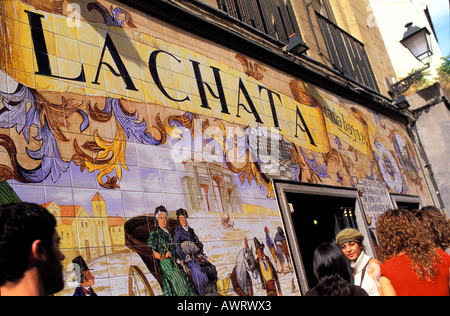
217,0,302,44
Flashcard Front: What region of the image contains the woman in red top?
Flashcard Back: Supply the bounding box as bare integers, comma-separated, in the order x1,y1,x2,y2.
376,209,450,296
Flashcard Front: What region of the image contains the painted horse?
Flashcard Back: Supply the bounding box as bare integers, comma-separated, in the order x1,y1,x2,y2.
230,247,259,296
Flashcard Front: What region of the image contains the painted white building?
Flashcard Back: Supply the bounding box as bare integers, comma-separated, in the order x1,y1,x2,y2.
369,0,444,82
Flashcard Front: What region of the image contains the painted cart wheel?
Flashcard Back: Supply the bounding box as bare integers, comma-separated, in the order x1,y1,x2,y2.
128,265,155,296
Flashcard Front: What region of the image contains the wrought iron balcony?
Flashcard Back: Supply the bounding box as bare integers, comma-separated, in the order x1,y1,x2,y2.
215,2,379,93
316,13,380,92
217,0,301,45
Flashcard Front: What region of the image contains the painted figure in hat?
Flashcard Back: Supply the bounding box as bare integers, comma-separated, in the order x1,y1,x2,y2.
174,209,218,296
264,227,280,271
72,256,97,296
274,227,293,273
147,206,197,296
254,237,282,296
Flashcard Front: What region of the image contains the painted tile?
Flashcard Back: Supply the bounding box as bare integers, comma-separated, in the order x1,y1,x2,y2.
0,0,432,297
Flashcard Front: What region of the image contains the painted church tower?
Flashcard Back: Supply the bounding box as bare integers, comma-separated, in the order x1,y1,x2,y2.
92,193,112,250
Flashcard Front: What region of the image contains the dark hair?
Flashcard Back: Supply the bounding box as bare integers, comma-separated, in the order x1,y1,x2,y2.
311,243,353,296
155,205,168,217
0,202,57,286
176,208,188,219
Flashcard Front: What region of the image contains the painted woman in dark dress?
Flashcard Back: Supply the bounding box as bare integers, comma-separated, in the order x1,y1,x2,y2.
174,209,219,295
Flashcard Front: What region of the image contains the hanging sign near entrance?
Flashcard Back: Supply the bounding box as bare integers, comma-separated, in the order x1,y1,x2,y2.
355,178,393,229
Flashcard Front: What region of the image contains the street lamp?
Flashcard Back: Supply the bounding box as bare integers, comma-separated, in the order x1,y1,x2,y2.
389,23,433,101
400,23,433,62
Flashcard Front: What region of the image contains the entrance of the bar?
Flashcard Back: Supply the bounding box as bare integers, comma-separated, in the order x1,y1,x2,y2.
275,182,368,295
286,193,358,289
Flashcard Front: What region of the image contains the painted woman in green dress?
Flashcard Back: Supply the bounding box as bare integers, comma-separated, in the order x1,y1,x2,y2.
147,206,197,296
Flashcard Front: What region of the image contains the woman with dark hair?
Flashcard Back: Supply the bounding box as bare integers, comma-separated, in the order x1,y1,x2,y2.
174,208,218,296
336,228,382,296
377,209,450,296
305,243,368,296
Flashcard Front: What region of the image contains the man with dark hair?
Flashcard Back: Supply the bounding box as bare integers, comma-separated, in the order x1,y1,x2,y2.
0,202,65,296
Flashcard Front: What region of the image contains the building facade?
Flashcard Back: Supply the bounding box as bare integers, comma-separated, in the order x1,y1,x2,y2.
407,83,449,215
0,0,436,296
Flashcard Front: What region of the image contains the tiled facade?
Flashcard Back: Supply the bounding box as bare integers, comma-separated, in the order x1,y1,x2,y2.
0,0,432,296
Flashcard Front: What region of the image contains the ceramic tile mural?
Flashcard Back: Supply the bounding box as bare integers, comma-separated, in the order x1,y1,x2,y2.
0,0,431,296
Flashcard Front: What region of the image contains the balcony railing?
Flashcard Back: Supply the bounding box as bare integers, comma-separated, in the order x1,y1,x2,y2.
215,2,379,92
217,0,301,44
316,13,380,92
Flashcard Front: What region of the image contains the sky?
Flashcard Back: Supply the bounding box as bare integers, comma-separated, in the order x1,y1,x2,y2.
413,0,450,57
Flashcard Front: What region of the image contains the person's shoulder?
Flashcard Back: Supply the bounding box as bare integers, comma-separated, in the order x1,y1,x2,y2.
304,287,319,296
436,248,450,265
147,229,161,241
381,253,408,267
368,257,381,266
351,285,369,296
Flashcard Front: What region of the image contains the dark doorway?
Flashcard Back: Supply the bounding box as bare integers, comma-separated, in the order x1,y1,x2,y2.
286,192,358,290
